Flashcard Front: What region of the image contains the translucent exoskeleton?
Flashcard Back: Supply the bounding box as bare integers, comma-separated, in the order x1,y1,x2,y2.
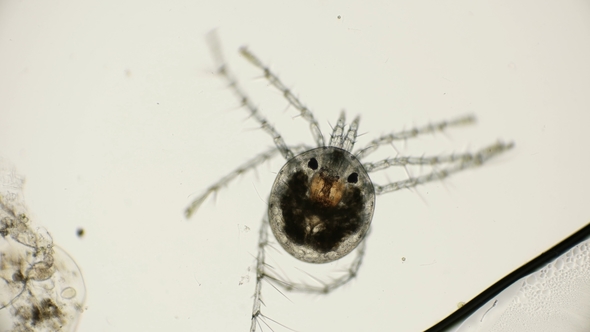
0,158,86,332
269,147,375,263
186,31,514,331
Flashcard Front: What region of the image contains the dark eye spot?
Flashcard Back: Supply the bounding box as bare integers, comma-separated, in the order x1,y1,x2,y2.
347,172,358,183
308,158,318,170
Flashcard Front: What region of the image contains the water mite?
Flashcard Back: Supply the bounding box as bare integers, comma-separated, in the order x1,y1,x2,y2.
186,31,513,331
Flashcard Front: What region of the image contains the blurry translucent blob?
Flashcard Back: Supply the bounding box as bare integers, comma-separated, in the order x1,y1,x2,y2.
455,238,590,332
0,158,86,332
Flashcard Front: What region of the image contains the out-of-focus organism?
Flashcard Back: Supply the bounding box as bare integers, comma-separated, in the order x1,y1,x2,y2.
0,159,86,331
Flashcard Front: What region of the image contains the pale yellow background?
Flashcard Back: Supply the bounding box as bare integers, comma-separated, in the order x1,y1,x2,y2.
1,1,589,331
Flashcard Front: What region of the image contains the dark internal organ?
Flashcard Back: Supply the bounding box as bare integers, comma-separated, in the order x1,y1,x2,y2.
279,170,365,253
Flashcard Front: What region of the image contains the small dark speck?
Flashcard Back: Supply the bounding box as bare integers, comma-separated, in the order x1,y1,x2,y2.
76,228,85,238
337,15,341,19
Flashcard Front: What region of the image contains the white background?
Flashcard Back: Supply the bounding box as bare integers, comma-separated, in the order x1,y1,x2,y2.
1,1,589,331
